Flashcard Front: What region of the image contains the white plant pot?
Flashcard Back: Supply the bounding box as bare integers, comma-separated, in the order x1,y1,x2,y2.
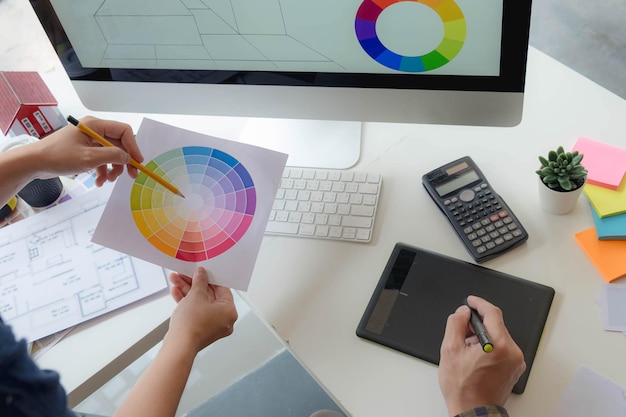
538,177,586,215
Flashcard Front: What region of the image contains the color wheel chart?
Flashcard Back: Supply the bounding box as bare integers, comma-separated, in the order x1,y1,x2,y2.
355,0,466,72
130,146,256,262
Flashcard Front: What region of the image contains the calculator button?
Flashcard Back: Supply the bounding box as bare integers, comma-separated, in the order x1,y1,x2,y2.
459,189,475,202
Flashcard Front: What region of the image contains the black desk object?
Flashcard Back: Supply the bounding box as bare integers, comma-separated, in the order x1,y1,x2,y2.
357,243,554,394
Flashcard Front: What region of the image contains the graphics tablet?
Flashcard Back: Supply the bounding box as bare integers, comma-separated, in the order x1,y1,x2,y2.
356,243,554,394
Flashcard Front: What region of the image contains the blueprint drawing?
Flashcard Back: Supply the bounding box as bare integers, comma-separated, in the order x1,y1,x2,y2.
0,184,167,342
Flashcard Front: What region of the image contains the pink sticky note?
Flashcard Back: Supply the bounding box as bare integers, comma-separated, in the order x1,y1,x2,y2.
572,137,626,190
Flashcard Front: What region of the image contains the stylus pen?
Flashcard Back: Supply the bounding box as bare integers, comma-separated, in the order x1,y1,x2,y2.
67,115,185,198
463,298,493,353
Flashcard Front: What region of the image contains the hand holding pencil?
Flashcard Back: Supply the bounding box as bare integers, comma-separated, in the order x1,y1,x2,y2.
26,115,140,186
67,115,185,197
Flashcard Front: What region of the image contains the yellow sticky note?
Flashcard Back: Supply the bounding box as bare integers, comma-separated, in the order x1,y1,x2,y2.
575,227,626,282
583,177,626,218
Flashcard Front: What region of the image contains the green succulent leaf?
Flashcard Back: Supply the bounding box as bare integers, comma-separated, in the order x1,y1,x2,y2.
548,150,558,162
558,177,573,190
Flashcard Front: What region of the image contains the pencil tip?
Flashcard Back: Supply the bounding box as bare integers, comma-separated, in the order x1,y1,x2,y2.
178,192,186,198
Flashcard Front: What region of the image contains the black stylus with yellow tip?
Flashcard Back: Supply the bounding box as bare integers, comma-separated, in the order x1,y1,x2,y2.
463,298,493,353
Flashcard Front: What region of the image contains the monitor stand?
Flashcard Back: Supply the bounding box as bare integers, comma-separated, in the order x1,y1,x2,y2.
238,118,361,169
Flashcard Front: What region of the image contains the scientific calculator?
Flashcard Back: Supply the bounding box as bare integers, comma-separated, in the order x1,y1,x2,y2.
422,156,528,262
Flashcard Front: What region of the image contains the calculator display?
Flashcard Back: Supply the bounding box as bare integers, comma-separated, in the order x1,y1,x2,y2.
434,170,480,196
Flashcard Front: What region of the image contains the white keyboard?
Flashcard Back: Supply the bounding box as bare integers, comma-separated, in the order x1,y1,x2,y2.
265,167,382,242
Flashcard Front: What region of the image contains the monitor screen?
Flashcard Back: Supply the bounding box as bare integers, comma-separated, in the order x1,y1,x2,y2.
31,0,533,168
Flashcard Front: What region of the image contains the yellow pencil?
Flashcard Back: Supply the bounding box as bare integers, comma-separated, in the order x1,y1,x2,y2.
67,116,185,198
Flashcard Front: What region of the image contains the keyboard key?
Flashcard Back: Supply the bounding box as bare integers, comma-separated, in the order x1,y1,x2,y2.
266,221,299,234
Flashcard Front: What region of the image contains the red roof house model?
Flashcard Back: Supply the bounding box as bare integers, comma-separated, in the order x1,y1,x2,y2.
0,71,66,138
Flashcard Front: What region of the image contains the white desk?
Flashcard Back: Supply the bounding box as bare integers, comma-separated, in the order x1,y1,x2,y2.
4,0,626,415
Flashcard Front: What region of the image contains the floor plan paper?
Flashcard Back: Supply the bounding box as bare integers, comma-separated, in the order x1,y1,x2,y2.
0,184,167,343
92,118,288,291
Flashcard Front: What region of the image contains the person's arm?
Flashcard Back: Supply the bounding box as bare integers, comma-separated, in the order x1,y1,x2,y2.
0,320,74,417
438,295,526,417
0,116,142,206
112,267,238,417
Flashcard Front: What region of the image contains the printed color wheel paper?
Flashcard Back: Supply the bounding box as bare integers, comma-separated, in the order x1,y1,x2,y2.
92,119,288,290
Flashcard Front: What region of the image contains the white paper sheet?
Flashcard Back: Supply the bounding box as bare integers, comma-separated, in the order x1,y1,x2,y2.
0,184,167,343
552,366,626,417
598,282,626,332
92,118,288,291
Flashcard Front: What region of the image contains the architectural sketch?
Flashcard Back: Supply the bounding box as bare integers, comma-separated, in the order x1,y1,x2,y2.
0,185,167,342
88,0,338,70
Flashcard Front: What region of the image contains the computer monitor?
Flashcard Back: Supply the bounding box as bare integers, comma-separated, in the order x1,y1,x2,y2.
31,0,532,168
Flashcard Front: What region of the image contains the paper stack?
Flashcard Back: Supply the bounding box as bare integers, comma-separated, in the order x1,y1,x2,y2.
572,137,626,283
572,137,626,333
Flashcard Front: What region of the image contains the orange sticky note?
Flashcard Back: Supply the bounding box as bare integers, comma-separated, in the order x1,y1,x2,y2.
575,227,626,282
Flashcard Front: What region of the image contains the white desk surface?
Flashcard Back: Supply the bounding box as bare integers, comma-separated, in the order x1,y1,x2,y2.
4,0,626,414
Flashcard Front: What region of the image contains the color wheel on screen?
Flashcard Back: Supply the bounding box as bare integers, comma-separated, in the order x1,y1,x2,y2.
130,146,256,262
355,0,466,72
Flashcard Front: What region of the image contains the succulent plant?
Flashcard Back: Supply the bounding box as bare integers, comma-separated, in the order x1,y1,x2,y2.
536,146,588,191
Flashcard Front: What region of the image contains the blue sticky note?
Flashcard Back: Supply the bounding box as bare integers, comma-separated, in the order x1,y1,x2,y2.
591,204,626,240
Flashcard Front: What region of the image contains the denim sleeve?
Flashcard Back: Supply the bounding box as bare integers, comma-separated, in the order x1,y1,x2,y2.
456,405,509,417
0,319,75,417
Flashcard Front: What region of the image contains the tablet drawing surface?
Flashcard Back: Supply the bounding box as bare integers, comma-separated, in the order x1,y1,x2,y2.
357,243,554,394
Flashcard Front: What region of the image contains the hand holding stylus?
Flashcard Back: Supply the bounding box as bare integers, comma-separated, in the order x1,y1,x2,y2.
438,296,526,417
